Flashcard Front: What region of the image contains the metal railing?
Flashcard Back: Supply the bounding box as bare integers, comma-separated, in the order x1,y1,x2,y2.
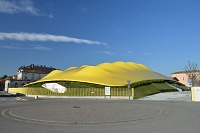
26,87,131,97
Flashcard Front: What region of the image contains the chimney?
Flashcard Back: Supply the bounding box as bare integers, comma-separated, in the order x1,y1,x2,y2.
31,64,34,69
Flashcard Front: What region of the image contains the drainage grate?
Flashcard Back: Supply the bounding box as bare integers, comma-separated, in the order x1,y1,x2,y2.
73,106,81,108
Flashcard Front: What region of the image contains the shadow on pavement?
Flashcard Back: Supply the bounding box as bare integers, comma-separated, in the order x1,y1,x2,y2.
0,91,26,97
0,95,16,97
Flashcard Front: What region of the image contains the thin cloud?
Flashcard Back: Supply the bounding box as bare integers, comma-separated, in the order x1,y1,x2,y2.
78,5,86,13
0,44,52,50
103,51,116,55
0,0,52,18
123,51,134,56
0,45,22,49
143,53,150,55
127,51,134,54
0,32,107,45
95,50,116,55
32,45,52,50
49,14,54,18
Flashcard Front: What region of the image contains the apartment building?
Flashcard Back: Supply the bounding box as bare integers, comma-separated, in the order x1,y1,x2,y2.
5,64,57,91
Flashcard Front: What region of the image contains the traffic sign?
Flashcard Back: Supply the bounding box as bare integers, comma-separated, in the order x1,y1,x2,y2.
189,80,192,86
127,80,131,89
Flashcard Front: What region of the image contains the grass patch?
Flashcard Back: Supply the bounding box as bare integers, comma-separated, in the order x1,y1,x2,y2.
134,82,177,99
25,79,186,98
166,80,190,91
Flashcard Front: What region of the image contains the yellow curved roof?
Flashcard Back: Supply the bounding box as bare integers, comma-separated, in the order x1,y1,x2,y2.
28,61,171,86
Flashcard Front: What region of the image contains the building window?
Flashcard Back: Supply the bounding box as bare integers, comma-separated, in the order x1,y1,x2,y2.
15,83,18,87
31,75,34,81
38,74,41,80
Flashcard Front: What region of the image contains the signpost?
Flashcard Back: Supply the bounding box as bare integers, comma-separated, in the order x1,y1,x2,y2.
105,86,111,99
127,80,131,100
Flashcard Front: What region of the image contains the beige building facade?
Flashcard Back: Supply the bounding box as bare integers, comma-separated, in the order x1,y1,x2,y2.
172,71,200,87
171,71,190,87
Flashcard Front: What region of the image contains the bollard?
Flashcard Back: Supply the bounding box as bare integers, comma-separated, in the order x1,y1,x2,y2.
132,88,134,100
35,96,38,99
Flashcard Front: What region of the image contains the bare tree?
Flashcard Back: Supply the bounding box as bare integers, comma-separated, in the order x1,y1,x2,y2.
184,61,200,87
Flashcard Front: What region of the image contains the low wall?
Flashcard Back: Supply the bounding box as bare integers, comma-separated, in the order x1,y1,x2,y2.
8,87,27,95
191,87,200,101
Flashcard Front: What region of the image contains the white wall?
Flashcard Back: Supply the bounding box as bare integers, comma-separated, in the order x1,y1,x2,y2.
5,80,26,91
192,87,200,101
17,72,46,81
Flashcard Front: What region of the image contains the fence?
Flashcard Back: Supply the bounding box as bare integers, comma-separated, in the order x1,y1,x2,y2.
9,87,132,98
27,87,131,96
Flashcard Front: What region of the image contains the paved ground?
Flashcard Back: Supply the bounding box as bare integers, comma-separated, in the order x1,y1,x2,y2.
138,91,191,101
4,101,162,124
1,90,200,133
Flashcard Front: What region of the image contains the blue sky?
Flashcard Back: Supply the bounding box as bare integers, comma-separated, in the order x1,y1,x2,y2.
0,0,200,77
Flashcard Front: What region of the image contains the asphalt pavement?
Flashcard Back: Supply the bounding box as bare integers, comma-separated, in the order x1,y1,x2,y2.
1,91,200,133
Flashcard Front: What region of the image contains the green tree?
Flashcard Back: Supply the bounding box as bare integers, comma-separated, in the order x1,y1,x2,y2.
0,75,8,79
